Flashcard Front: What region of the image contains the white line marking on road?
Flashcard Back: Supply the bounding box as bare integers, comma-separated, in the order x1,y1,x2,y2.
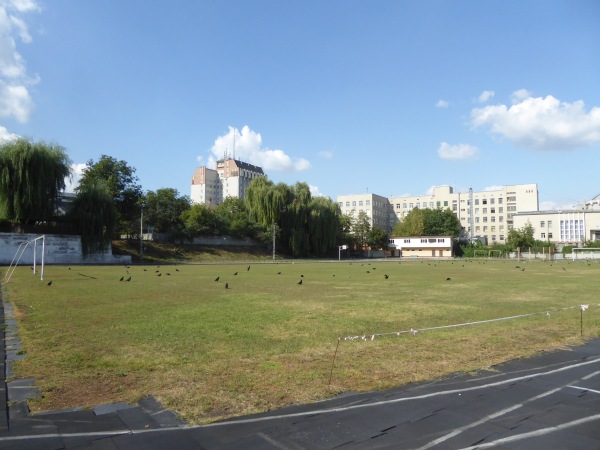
567,385,600,395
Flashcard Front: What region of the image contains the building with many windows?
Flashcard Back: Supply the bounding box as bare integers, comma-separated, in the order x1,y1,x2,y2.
512,193,600,247
191,158,264,206
336,193,393,232
338,183,539,244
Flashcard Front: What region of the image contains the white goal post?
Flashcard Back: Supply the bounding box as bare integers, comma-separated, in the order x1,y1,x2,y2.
4,235,46,284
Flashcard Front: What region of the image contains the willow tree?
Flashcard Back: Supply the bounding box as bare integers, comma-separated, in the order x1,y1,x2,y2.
70,181,116,255
246,177,340,257
0,139,71,224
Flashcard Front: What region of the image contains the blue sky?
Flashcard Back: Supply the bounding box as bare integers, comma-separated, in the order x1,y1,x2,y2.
1,0,599,210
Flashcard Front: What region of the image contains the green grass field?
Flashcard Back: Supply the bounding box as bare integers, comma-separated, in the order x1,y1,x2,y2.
3,258,600,423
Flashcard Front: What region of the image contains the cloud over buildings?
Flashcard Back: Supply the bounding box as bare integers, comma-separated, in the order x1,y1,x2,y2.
208,125,311,172
471,91,600,150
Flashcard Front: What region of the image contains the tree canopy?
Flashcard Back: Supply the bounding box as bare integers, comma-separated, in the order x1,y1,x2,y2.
393,207,461,237
143,188,190,237
77,155,143,235
506,221,536,250
0,139,71,224
245,177,340,257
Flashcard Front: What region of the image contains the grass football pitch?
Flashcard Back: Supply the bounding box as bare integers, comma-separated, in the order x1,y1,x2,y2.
3,258,600,423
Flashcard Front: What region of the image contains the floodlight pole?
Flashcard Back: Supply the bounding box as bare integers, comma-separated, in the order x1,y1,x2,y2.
272,223,276,261
140,208,144,260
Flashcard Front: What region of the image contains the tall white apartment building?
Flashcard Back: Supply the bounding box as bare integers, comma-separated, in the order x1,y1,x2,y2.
338,183,539,243
191,158,264,206
388,184,538,244
337,193,392,232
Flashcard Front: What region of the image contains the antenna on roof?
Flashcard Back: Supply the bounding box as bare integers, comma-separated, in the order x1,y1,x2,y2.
233,127,236,160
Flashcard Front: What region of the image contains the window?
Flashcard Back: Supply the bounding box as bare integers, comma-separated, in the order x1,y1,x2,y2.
346,202,350,207
402,203,407,209
404,239,410,243
436,201,441,207
396,204,401,209
416,202,420,208
548,233,553,239
366,200,371,206
490,198,495,205
444,201,448,206
483,208,487,214
475,199,479,205
437,238,444,243
491,216,496,222
476,226,481,232
541,232,546,239
491,226,496,232
498,198,503,204
483,217,488,222
540,221,545,227
409,203,414,208
499,207,503,213
483,226,488,231
475,217,480,223
548,220,553,228
499,216,504,222
507,206,517,211
421,239,428,243
352,201,356,206
475,208,480,214
359,201,363,206
492,235,496,241
507,196,516,202
500,235,504,241
430,202,434,208
338,202,343,207
483,199,487,205
491,208,495,214
452,204,458,211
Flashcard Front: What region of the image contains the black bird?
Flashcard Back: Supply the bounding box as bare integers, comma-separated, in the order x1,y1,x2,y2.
234,272,238,275
157,273,162,277
126,276,131,282
225,283,229,289
297,279,303,285
68,267,71,270
247,265,251,271
166,273,171,276
366,270,370,273
446,277,451,281
521,268,525,271
119,276,124,281
277,272,282,275
384,274,389,279
563,267,567,271
301,274,304,277
215,276,220,282
515,266,520,269
47,280,52,286
176,268,180,272
155,270,160,273
144,269,147,271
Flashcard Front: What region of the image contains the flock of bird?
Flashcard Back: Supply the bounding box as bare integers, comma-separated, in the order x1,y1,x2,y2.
41,258,598,288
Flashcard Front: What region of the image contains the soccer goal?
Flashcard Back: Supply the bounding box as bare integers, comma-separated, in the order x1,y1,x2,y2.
4,235,46,284
572,247,600,261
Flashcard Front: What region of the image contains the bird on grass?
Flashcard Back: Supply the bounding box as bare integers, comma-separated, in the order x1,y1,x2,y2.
214,276,220,282
157,273,162,277
277,272,282,275
446,277,451,281
366,270,370,273
521,268,526,271
126,276,131,282
301,274,304,277
143,269,147,272
166,273,171,276
234,272,238,275
225,283,229,289
562,267,567,271
176,268,180,272
247,265,251,271
68,267,71,270
47,280,52,286
119,276,124,281
384,274,389,279
297,279,303,285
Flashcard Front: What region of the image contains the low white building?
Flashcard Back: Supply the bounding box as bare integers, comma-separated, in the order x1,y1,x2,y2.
388,236,454,258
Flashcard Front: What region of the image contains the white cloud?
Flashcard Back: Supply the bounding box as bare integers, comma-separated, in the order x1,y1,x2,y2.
207,125,311,172
478,90,495,103
64,162,86,193
0,0,39,123
510,88,531,104
539,200,576,211
435,99,449,108
318,150,333,159
437,142,479,160
0,124,18,141
471,91,600,150
309,185,325,197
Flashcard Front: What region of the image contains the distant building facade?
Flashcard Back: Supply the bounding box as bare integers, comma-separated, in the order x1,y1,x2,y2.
338,183,539,244
336,193,392,233
512,193,600,247
388,236,454,258
191,158,264,206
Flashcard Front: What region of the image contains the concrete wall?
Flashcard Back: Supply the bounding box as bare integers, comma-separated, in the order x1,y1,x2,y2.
0,233,131,265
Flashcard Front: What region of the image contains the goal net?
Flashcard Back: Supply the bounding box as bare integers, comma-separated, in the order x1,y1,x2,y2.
4,235,46,284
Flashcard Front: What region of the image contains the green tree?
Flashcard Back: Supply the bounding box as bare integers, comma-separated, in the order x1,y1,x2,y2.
70,181,116,255
143,188,191,237
77,155,143,236
181,203,220,236
367,227,389,249
353,210,371,248
215,197,254,238
506,221,535,250
393,207,425,236
307,196,340,256
0,139,71,224
422,208,461,237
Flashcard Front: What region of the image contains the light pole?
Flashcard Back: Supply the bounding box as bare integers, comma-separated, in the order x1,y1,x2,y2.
140,207,144,260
